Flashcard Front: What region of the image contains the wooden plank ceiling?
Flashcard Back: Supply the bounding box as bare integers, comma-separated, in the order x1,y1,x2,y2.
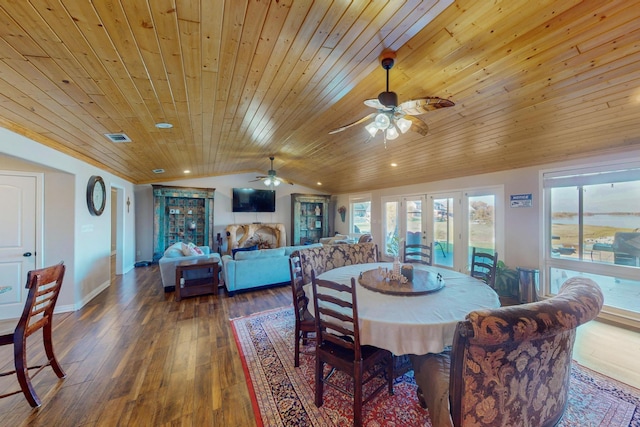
0,0,639,194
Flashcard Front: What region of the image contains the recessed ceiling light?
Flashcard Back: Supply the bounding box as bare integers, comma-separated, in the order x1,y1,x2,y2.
390,163,398,167
317,182,322,186
155,122,173,129
184,170,191,174
152,168,165,174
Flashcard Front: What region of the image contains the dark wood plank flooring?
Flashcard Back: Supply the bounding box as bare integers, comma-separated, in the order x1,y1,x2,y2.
0,264,290,427
1,264,636,426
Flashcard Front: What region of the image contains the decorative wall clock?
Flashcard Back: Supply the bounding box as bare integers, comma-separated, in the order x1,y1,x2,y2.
86,175,106,216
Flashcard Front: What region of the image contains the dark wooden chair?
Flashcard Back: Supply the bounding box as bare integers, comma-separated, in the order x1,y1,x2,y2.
403,241,433,265
411,277,603,427
310,270,394,427
289,256,315,367
0,262,66,407
469,247,498,289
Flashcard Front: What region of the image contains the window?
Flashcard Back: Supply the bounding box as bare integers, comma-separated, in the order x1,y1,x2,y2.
349,195,371,235
543,163,640,324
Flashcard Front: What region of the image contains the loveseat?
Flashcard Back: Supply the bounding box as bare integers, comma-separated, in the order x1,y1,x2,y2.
222,244,322,295
158,242,221,292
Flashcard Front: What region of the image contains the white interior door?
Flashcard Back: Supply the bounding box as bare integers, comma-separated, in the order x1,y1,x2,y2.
0,173,37,319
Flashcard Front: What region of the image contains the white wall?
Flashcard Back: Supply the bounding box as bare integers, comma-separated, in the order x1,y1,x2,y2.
135,174,327,260
0,128,137,312
333,149,640,272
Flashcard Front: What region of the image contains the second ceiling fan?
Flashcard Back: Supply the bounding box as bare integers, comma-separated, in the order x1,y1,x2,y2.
329,51,454,141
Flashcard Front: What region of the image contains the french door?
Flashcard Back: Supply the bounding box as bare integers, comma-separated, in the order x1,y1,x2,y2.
384,187,503,270
381,195,426,259
428,192,461,269
428,187,503,272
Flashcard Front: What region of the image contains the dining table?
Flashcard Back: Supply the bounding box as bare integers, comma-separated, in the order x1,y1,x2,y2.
305,262,500,356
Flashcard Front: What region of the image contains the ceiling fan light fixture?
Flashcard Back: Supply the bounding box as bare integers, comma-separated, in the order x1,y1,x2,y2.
272,178,281,186
396,117,412,134
365,122,379,137
264,177,273,186
374,112,391,129
386,126,399,140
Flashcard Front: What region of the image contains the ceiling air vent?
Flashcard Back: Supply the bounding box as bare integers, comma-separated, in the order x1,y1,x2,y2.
104,133,131,143
152,169,165,174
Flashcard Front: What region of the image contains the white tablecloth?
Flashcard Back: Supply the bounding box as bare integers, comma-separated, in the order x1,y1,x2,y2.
307,263,500,355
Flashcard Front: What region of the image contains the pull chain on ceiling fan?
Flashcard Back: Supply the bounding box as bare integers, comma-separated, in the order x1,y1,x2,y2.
329,51,454,146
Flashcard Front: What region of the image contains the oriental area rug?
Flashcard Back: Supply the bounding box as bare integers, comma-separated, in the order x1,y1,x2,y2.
231,307,640,427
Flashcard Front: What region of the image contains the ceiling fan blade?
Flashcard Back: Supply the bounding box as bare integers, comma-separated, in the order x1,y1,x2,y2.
406,116,429,136
364,99,393,110
400,97,455,115
328,112,375,134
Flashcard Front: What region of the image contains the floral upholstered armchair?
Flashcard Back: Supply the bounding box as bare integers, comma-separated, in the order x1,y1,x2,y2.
412,276,603,427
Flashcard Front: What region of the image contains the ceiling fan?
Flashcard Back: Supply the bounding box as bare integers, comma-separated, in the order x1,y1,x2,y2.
329,51,454,142
250,156,294,187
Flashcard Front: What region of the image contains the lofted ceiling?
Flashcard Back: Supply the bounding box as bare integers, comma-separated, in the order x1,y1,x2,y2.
0,0,639,194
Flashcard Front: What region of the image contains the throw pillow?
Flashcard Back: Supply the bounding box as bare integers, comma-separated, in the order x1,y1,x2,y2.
181,242,204,256
181,242,192,256
187,242,204,256
232,244,258,259
164,242,185,258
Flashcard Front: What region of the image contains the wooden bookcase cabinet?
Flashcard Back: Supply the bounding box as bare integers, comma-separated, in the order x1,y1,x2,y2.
291,193,331,245
152,185,215,261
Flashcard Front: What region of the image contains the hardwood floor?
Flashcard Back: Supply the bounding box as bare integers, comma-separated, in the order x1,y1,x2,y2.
0,264,289,426
0,265,638,426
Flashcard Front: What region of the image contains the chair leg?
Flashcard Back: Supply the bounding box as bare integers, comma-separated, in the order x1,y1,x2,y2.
353,361,363,427
15,340,41,408
43,323,66,379
387,355,394,396
294,326,301,367
314,357,324,407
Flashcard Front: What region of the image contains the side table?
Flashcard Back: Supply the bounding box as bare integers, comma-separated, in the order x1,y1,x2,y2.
175,256,219,301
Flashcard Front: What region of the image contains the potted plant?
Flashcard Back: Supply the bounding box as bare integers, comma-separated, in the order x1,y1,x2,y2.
495,260,519,297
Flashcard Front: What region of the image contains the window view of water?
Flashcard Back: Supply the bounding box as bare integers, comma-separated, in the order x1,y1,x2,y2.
552,214,640,229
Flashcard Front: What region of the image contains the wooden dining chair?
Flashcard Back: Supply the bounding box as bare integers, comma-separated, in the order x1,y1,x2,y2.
310,270,394,427
0,262,66,407
403,241,433,265
470,247,498,289
289,256,315,367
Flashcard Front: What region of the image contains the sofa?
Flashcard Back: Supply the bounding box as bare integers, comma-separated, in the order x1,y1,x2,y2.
222,243,322,295
158,242,221,292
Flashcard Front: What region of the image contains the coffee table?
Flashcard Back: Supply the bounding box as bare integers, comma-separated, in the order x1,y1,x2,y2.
175,256,219,301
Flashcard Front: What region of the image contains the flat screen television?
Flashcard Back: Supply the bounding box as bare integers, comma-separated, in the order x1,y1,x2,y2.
232,188,276,212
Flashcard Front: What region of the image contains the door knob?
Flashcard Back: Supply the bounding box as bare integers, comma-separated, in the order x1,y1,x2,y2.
23,252,32,257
